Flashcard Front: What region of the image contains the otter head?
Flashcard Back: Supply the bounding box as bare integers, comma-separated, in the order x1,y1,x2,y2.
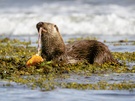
36,22,65,61
36,22,59,36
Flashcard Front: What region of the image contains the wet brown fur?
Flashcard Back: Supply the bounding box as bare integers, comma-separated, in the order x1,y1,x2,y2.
36,22,119,64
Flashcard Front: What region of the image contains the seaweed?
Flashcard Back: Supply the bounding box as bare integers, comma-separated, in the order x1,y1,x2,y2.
0,37,135,91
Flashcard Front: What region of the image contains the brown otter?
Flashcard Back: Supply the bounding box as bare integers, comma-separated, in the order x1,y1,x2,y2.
36,22,119,65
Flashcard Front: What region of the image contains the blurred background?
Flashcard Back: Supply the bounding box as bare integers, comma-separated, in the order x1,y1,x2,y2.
0,0,135,41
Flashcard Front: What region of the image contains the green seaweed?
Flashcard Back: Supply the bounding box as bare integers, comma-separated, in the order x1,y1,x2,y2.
0,37,135,91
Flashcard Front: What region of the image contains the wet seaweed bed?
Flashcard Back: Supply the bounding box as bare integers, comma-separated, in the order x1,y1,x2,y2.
0,37,135,92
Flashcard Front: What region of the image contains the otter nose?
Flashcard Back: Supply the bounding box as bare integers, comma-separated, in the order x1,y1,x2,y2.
36,22,44,29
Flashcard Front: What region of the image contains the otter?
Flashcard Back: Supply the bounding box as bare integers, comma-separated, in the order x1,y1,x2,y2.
36,22,119,65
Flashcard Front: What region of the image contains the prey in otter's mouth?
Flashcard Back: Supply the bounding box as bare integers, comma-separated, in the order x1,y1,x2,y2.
36,22,119,65
36,22,66,62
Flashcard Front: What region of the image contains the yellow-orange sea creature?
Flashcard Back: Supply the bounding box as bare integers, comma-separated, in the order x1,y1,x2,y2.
26,54,43,66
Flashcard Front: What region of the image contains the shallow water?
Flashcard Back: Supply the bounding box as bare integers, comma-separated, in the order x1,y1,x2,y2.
0,87,135,101
1,73,135,101
1,75,135,101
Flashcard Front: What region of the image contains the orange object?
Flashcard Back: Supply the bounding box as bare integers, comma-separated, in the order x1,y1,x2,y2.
26,54,44,66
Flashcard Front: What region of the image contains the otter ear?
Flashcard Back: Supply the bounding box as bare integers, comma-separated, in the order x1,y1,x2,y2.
54,25,59,32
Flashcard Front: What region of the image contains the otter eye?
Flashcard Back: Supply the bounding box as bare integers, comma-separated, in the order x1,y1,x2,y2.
43,27,47,30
